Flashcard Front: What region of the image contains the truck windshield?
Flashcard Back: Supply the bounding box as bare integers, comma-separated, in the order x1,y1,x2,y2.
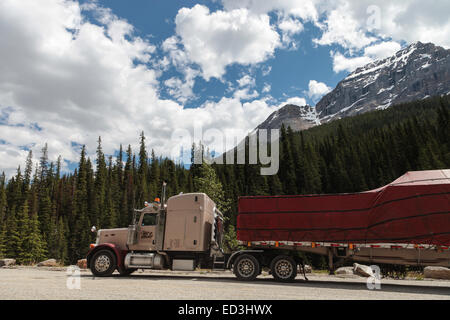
142,213,157,226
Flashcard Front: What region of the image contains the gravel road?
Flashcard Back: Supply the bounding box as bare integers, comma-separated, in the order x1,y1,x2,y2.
0,267,449,300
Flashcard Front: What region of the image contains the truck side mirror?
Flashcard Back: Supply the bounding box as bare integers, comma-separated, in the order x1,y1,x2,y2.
91,226,97,233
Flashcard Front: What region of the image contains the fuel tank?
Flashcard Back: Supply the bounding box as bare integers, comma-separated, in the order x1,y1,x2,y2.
124,252,165,269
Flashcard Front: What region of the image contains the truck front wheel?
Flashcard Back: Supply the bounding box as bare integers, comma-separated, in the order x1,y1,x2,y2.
90,250,117,277
270,255,297,282
233,254,260,281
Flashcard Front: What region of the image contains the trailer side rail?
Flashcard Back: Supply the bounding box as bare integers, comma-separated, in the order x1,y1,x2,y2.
238,240,450,251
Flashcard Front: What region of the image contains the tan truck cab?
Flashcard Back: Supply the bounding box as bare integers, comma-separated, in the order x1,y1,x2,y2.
87,188,224,277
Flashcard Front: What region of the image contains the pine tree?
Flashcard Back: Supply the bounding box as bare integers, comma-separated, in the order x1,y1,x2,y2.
19,203,47,265
279,125,297,195
0,179,6,257
166,160,179,196
149,149,160,198
268,174,283,195
0,172,6,225
5,210,22,259
70,146,92,262
95,137,107,228
37,190,52,250
47,214,67,262
23,150,33,194
0,227,6,258
194,162,230,214
137,131,149,206
194,161,236,252
223,225,242,253
122,145,135,225
103,156,118,228
302,143,322,193
35,145,52,250
57,216,68,264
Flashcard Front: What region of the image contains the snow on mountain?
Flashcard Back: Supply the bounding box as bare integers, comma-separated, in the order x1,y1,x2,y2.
316,42,450,122
252,42,450,135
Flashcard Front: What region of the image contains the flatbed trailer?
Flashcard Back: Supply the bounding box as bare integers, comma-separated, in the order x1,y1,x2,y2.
226,170,450,281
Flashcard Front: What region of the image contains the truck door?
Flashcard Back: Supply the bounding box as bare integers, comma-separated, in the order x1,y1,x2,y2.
135,212,157,251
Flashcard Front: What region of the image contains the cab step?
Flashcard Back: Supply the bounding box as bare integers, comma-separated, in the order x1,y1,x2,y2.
212,256,226,271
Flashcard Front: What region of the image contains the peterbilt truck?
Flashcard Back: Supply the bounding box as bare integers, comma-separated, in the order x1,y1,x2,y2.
87,170,450,282
87,184,226,277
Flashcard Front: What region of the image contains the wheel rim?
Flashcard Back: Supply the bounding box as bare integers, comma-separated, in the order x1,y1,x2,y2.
274,259,294,279
95,254,111,273
237,258,255,278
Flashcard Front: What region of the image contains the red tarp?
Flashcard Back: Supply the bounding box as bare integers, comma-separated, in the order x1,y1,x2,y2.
237,170,450,246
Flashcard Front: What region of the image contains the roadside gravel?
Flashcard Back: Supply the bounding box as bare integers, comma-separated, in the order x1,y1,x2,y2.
0,267,449,300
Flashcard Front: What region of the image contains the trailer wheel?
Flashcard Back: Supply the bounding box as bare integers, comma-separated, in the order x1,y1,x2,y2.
270,255,297,282
90,250,117,277
233,254,260,281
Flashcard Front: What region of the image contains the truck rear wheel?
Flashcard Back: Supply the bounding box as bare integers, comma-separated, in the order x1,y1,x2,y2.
90,250,117,277
233,254,260,281
270,255,297,282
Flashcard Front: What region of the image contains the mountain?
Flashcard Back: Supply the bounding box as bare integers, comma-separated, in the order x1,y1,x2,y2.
254,42,450,131
316,42,450,122
256,104,319,132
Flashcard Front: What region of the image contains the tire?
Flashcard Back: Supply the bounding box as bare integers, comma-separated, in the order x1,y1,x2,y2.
233,254,260,281
90,250,117,277
270,255,297,282
118,268,137,277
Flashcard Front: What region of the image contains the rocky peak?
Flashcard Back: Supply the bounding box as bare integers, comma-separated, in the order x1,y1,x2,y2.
316,42,450,122
256,104,319,132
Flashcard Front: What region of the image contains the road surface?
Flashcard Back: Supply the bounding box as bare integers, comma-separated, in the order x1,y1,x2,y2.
0,267,449,300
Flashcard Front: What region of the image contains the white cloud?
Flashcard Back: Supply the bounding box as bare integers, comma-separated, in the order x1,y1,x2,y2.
237,75,256,88
278,17,304,48
222,0,320,22
364,41,401,60
0,0,279,177
330,41,402,74
333,0,450,49
173,5,281,80
278,17,304,35
164,76,194,104
233,88,259,101
241,0,450,50
223,0,450,73
262,66,272,77
331,52,373,73
313,2,377,51
307,80,331,101
262,83,271,93
280,97,307,108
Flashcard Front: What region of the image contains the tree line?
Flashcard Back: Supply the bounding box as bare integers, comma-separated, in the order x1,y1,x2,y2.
0,95,448,266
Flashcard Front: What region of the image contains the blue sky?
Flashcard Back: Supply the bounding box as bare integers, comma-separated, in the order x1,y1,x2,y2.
1,0,449,176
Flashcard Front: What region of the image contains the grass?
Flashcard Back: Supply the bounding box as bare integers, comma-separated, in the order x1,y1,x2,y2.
312,269,329,274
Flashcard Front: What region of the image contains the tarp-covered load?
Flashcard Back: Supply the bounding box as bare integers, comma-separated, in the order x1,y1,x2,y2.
237,170,450,246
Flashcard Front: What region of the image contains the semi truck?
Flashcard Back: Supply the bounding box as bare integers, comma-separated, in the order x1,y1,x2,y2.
87,170,450,282
87,183,226,277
